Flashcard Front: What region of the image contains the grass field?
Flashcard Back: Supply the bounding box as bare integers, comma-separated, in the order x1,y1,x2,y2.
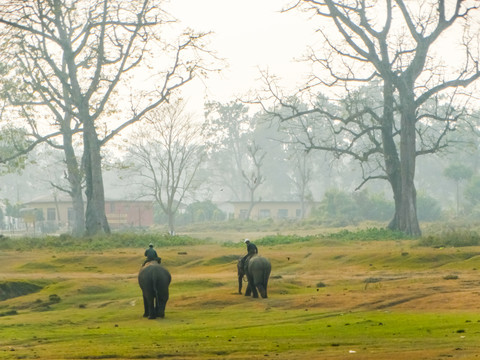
2,232,480,359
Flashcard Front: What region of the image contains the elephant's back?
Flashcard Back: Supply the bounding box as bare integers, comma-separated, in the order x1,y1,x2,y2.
138,264,171,284
249,256,271,271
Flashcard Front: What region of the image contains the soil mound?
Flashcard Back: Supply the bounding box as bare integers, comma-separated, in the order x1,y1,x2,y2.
0,281,43,301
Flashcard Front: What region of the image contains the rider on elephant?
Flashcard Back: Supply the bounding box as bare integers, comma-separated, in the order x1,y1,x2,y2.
240,238,258,271
143,243,161,266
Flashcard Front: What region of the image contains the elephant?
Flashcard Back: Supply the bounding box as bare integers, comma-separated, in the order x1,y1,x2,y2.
237,255,271,298
138,262,171,319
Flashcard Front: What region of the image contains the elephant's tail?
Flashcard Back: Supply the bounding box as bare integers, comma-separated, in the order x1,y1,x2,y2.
152,268,159,295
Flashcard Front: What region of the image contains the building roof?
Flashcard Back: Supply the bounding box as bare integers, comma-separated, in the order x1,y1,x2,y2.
25,193,154,204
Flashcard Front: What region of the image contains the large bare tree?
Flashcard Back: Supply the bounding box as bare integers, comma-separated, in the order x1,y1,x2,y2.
263,0,480,236
0,0,212,235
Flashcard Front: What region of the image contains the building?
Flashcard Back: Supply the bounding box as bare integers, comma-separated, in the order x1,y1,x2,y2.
24,194,154,232
229,201,316,220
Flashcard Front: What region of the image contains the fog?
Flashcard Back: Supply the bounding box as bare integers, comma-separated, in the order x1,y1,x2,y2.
1,119,476,225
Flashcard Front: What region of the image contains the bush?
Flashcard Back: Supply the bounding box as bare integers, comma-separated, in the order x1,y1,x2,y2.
417,192,442,221
325,227,408,241
0,233,204,251
312,189,360,226
418,230,480,248
312,189,395,225
353,190,394,221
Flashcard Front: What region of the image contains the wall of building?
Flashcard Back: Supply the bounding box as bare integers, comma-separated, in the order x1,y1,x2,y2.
231,201,315,220
23,197,154,232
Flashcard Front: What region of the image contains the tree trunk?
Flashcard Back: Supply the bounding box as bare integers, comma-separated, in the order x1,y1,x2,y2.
71,186,85,237
382,80,403,232
387,88,421,236
382,80,421,236
63,131,85,237
83,118,110,236
398,105,421,236
167,212,175,235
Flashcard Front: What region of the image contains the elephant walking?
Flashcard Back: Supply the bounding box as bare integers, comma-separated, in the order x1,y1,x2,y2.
237,255,271,298
138,263,171,319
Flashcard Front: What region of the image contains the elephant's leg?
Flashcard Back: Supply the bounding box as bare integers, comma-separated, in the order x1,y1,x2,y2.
250,277,259,298
257,276,269,298
238,275,243,294
147,294,156,319
142,294,149,317
256,283,267,298
257,283,267,298
156,290,168,318
245,282,252,296
245,274,254,296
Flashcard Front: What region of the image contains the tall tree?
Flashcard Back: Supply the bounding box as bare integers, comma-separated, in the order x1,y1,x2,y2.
0,0,211,235
263,0,480,236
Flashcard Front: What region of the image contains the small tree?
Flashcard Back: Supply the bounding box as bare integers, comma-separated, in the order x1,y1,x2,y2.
128,99,206,235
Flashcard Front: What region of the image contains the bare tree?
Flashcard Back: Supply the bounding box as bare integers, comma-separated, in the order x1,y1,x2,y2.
241,140,266,220
0,0,213,235
262,0,480,236
204,102,252,201
128,99,206,235
289,150,312,219
204,102,269,219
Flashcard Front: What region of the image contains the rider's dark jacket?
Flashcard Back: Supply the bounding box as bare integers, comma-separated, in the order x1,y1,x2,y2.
145,247,158,261
246,242,258,256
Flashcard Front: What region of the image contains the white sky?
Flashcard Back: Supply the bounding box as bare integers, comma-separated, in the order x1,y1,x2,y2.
166,0,317,114
165,0,479,116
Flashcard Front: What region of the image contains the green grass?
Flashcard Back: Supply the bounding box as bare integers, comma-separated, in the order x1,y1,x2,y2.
1,306,479,359
2,234,480,359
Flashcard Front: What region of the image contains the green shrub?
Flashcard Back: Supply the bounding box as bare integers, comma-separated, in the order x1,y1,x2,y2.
312,189,396,225
417,192,442,221
353,190,394,221
325,227,408,241
256,234,316,246
0,233,203,251
312,189,360,226
418,230,480,248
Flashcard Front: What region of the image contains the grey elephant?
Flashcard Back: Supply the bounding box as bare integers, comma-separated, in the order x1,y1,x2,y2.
237,255,271,298
138,263,171,319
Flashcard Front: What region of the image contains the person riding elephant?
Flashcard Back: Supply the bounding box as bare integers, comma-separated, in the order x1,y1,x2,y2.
143,243,161,266
237,255,271,298
138,262,171,319
240,238,257,272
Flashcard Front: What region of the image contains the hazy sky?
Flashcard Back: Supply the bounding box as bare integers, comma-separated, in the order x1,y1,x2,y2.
165,1,476,115
166,0,317,113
